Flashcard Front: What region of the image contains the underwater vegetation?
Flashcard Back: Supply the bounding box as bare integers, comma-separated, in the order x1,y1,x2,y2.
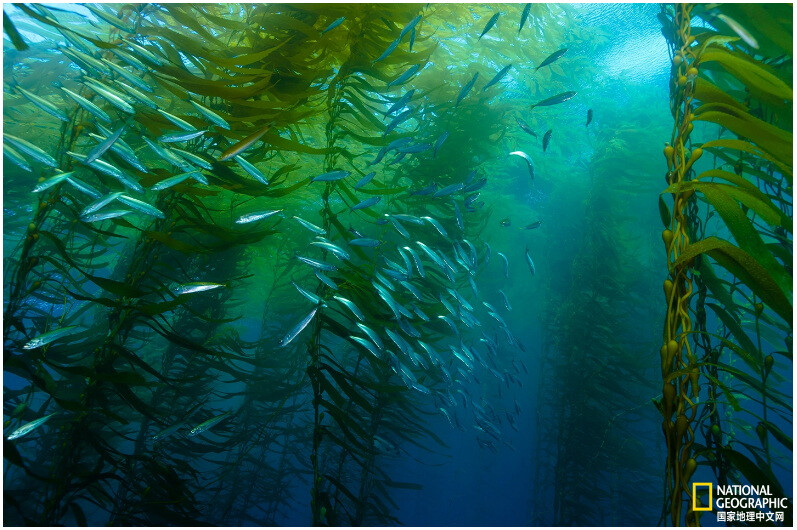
2,2,792,527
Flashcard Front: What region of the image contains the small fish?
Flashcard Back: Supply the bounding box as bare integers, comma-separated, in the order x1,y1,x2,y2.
482,64,512,91
455,72,479,107
499,289,512,311
83,209,133,222
150,422,184,442
519,3,531,33
385,90,415,116
321,16,345,34
535,48,567,71
478,12,500,40
32,171,74,193
509,151,535,180
387,64,420,89
293,282,325,305
351,196,381,210
334,296,365,321
81,191,123,217
190,100,230,130
23,326,80,350
400,14,422,39
297,255,337,272
83,78,135,114
716,14,759,49
524,245,536,275
4,144,31,172
515,117,537,137
126,40,163,66
523,221,541,230
422,216,447,238
543,130,552,152
3,133,57,167
315,271,338,290
218,125,270,161
234,155,268,185
118,195,165,218
6,413,57,440
114,80,158,109
280,307,318,347
85,125,126,164
158,130,206,143
174,282,225,295
310,240,350,261
171,148,213,170
463,177,486,193
15,86,69,122
65,176,102,199
384,108,414,135
398,143,431,154
293,216,325,235
349,238,381,247
236,210,282,224
313,170,350,182
530,91,577,110
498,252,509,278
354,171,376,189
374,36,401,63
60,86,111,123
433,131,449,158
409,27,416,51
433,183,464,197
104,59,153,92
411,183,437,196
500,218,511,227
586,109,593,127
356,322,384,349
187,411,232,437
157,109,196,132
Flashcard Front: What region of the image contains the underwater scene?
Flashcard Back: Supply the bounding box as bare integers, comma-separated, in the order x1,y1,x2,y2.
2,2,793,527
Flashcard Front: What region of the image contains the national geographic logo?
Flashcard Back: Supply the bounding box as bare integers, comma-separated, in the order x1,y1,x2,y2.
692,483,789,523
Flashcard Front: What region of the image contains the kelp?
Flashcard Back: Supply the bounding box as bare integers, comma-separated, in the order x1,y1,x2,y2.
658,3,792,526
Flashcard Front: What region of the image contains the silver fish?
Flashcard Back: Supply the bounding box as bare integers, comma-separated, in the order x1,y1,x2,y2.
279,308,318,347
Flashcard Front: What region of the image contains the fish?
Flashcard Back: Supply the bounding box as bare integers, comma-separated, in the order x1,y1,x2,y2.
117,195,164,218
500,218,511,227
315,271,337,290
433,131,449,158
171,148,213,170
68,151,144,192
334,296,365,321
85,125,127,164
157,109,196,131
524,245,536,275
104,59,152,92
422,216,447,238
543,130,552,152
387,64,420,89
499,289,512,311
60,86,112,123
586,109,593,127
234,155,268,184
6,413,57,440
385,90,415,116
312,170,350,182
218,125,270,161
374,36,401,63
523,221,541,230
65,176,101,199
354,171,376,189
3,134,57,167
297,255,337,272
409,27,416,51
716,14,759,49
350,335,381,358
187,411,232,437
410,183,437,196
535,48,568,70
150,422,184,442
498,252,509,278
280,307,318,347
293,282,325,305
463,177,487,193
398,143,431,154
81,191,123,217
293,216,325,235
351,196,381,210
453,201,464,231
433,183,464,197
83,209,133,222
32,171,74,193
174,282,225,295
158,130,206,143
83,78,135,114
478,12,500,40
455,72,479,107
482,64,512,91
509,150,535,180
515,117,537,137
388,216,410,238
530,91,577,110
349,238,381,247
384,107,414,135
190,100,230,130
519,3,531,33
236,210,282,224
15,85,69,122
321,16,345,34
400,14,422,38
23,326,80,349
4,144,31,172
114,79,158,109
311,239,350,261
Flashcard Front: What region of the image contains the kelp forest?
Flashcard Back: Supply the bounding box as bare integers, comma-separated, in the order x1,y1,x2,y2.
2,3,792,527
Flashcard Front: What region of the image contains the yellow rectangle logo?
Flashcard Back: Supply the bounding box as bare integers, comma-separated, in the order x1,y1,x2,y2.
692,482,713,511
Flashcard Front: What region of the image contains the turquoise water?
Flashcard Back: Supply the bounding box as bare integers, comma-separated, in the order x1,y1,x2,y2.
3,3,792,526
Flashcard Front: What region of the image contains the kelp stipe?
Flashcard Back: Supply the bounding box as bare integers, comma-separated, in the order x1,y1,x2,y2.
658,3,792,525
